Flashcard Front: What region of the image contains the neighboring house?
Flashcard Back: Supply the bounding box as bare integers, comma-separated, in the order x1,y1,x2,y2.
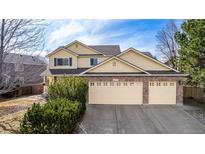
1,53,47,94
41,40,186,105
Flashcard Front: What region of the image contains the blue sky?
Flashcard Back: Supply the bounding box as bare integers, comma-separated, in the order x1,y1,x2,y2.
44,19,183,59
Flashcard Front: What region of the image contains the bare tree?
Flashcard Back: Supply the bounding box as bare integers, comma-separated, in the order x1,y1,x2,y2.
0,19,46,94
156,20,179,69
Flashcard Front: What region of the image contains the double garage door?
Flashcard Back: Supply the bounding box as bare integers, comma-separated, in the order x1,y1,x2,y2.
89,81,176,105
89,81,143,104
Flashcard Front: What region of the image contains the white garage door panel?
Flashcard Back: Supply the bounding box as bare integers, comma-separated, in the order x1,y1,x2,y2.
149,82,176,104
89,82,143,104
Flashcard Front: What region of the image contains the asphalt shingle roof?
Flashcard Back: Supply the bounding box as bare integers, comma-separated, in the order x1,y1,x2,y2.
42,68,90,76
3,53,47,65
88,45,121,56
147,70,183,74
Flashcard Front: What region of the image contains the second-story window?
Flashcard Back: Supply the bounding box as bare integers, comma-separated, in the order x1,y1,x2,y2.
90,58,98,66
54,58,72,66
15,63,24,72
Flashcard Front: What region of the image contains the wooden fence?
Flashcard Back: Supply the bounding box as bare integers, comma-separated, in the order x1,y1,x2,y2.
183,86,205,103
1,84,44,98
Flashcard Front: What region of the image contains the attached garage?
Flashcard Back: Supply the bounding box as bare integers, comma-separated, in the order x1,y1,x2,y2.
149,81,176,104
89,81,143,104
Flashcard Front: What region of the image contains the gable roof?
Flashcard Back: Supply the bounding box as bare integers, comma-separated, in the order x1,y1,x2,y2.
80,56,151,75
3,53,47,65
47,47,78,57
118,47,179,72
88,45,121,56
65,40,107,56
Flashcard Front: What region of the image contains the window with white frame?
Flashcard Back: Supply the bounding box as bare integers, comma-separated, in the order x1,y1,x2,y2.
54,58,72,66
90,58,98,66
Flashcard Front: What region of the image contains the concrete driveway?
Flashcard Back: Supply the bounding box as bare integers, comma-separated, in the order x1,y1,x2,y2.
78,104,205,134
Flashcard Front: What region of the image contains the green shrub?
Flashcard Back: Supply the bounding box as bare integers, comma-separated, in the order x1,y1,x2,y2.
20,98,82,134
48,76,88,112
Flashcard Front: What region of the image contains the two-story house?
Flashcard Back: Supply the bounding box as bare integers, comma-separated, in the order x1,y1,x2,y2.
1,53,46,95
41,40,186,105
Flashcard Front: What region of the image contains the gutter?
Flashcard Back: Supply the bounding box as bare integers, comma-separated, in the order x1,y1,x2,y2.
79,74,188,77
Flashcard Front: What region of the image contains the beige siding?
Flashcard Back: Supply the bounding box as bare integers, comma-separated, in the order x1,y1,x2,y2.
49,49,77,69
78,56,108,68
149,81,176,104
90,59,142,73
119,50,170,71
67,42,100,55
47,76,54,85
89,81,143,104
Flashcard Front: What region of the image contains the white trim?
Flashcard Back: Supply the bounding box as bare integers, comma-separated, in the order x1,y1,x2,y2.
42,71,187,77
46,47,79,57
65,40,107,56
80,56,151,75
117,47,179,72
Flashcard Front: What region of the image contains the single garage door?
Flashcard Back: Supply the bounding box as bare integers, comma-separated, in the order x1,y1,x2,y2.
149,81,176,104
89,81,143,104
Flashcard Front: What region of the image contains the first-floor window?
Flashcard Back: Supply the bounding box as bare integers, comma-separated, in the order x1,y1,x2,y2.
54,58,72,66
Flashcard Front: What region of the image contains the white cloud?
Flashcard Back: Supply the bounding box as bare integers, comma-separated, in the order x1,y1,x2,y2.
46,20,160,57
48,20,86,44
48,20,111,44
32,50,48,57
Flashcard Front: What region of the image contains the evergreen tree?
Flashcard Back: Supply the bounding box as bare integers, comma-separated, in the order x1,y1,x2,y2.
175,19,205,86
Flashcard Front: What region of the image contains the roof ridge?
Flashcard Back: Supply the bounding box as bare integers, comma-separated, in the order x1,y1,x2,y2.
5,52,40,57
88,45,120,46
